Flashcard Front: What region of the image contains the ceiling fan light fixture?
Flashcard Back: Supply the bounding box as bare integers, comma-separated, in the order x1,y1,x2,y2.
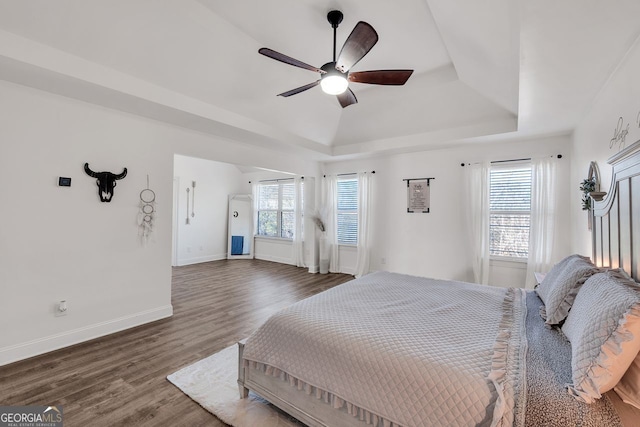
321,73,349,95
259,11,411,108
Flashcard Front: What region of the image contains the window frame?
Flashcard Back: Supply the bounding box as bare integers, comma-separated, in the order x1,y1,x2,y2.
488,161,532,261
256,180,296,240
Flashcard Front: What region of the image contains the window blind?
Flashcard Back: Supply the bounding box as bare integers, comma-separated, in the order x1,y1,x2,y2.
489,165,531,258
337,179,358,245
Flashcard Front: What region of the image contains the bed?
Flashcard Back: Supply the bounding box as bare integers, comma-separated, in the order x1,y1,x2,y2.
238,140,640,427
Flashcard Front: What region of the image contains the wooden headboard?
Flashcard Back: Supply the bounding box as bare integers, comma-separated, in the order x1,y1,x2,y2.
592,140,640,282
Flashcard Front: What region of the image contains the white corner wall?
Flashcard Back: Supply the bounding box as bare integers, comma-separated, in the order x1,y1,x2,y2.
0,81,173,365
0,79,320,366
173,155,249,265
571,37,640,256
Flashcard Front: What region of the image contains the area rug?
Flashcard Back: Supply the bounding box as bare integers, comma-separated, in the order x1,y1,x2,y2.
167,344,305,427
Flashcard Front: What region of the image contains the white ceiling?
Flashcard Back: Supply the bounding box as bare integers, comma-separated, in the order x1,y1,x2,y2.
0,0,638,160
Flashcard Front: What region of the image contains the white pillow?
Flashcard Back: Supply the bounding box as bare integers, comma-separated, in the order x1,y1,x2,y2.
536,254,599,325
562,270,640,403
615,351,640,409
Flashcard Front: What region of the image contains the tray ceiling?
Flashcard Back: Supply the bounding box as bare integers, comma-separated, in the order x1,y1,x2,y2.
0,0,638,160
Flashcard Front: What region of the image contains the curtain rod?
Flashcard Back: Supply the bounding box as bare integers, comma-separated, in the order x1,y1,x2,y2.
323,171,375,177
491,157,531,164
460,154,562,167
248,177,302,184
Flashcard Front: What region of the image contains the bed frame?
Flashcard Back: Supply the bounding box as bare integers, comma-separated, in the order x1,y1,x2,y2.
237,140,640,426
237,338,366,426
591,139,640,425
591,139,640,282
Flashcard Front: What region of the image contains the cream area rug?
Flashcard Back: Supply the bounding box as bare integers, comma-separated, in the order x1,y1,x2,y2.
167,344,305,427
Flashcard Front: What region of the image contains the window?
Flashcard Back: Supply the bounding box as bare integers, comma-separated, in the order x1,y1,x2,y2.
281,181,296,238
337,178,358,245
257,180,297,239
489,163,531,259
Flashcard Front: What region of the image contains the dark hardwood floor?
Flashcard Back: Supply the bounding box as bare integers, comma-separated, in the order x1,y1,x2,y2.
0,259,353,426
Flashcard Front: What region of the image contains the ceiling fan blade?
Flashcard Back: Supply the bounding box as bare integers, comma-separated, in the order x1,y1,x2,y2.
335,22,379,73
277,80,321,97
349,70,414,85
337,88,358,108
259,48,326,74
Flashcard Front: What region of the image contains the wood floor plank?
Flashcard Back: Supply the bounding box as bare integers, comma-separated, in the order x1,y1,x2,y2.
0,259,353,426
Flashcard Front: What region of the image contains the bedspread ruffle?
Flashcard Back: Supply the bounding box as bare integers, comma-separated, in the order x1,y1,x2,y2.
488,287,528,427
245,360,403,427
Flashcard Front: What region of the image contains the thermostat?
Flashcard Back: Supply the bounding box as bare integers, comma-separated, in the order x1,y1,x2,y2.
58,177,72,187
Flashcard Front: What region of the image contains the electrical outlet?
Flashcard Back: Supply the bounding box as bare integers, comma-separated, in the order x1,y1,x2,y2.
380,257,387,265
54,300,68,317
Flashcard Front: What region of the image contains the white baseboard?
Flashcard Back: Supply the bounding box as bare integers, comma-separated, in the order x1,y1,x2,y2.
339,265,356,275
254,254,295,265
177,253,226,266
0,305,173,367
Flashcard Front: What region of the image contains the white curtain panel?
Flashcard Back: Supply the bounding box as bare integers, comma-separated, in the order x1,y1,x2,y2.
321,175,339,272
251,182,259,242
525,157,559,289
292,177,306,268
354,172,372,278
465,162,491,285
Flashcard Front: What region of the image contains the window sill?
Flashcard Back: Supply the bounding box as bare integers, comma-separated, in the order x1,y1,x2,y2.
255,236,293,243
338,244,357,249
490,257,528,269
490,255,527,263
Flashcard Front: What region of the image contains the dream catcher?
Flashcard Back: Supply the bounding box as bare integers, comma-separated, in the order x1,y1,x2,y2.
138,175,156,244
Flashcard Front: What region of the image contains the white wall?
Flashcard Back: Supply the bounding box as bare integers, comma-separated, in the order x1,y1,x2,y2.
0,81,172,365
571,38,640,256
0,80,320,366
323,135,572,286
173,155,249,265
254,238,295,264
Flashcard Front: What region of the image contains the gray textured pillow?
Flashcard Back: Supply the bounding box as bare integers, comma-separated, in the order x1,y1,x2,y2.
536,254,598,325
562,270,640,403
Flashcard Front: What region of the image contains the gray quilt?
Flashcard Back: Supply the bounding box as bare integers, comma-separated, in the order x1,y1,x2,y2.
243,271,528,427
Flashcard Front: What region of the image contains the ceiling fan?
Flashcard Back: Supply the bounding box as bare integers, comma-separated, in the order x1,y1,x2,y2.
259,10,413,108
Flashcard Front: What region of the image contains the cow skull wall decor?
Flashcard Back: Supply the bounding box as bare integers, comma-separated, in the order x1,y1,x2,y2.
84,163,128,202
